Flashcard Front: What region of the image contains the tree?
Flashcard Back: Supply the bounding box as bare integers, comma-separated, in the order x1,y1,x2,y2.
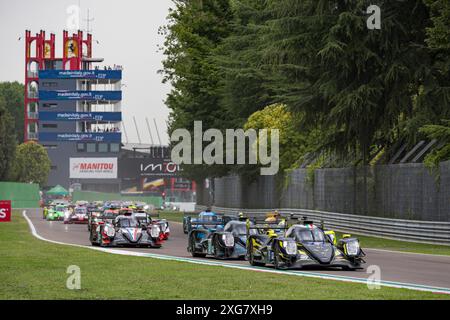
243,103,321,176
12,141,51,186
0,98,17,180
264,0,433,164
160,0,234,180
420,120,450,169
0,82,24,143
215,0,275,126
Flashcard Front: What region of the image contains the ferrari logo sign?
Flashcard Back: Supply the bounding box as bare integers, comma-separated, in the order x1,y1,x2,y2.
0,200,11,222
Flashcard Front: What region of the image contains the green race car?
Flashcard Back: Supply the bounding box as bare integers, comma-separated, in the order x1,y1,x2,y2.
46,205,67,221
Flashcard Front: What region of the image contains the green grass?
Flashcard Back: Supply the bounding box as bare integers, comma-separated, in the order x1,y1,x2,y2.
0,210,448,299
158,211,450,256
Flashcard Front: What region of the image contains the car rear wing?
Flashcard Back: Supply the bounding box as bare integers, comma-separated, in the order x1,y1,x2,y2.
286,213,325,229
189,220,225,227
245,218,290,236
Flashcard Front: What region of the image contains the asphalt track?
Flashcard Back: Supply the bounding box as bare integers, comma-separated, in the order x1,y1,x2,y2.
24,208,450,294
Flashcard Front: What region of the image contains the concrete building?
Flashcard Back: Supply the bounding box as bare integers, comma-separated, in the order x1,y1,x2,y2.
24,30,122,192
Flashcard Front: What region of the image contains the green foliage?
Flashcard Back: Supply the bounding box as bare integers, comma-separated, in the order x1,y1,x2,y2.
425,0,450,50
161,0,450,180
0,82,24,143
12,141,51,187
0,99,16,180
160,0,234,179
243,103,314,174
420,120,450,169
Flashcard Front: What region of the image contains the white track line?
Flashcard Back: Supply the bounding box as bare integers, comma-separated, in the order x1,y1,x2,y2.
364,247,450,258
22,211,450,295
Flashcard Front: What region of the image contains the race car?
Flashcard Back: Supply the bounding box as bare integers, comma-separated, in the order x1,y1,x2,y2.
134,211,170,240
46,204,68,221
246,218,365,270
188,220,250,259
89,215,163,248
64,206,88,224
183,209,223,234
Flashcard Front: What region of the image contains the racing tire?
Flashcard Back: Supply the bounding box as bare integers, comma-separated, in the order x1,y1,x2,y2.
248,239,265,267
189,234,206,258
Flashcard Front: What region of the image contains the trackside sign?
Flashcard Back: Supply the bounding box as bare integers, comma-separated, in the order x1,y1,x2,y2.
0,200,11,222
70,158,117,179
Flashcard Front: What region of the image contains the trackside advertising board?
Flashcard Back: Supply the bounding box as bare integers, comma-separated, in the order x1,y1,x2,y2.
39,132,121,142
38,91,122,101
0,200,11,222
39,112,122,122
70,158,118,179
38,70,122,80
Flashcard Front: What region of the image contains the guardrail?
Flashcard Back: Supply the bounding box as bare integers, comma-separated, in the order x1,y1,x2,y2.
196,205,450,245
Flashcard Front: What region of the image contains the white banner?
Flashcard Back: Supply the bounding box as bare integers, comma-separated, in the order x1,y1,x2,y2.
70,158,117,179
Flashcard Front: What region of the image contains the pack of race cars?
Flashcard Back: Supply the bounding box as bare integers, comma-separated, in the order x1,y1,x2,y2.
43,201,366,270
185,209,366,270
42,200,170,248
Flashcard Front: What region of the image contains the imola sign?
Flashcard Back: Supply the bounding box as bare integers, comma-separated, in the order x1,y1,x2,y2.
0,200,11,222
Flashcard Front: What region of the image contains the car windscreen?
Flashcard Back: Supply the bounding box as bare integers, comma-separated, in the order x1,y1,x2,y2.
75,208,86,214
101,212,116,219
117,219,139,228
292,227,325,243
135,215,148,223
55,206,65,211
199,214,217,222
224,222,256,235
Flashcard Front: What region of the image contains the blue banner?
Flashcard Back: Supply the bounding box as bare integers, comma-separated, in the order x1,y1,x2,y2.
39,90,122,101
39,132,121,142
39,112,122,122
38,70,122,80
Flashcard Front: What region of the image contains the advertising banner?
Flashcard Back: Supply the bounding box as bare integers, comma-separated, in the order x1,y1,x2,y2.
39,112,122,122
39,132,121,142
38,90,122,101
38,70,122,80
119,158,180,178
70,158,118,179
0,200,12,222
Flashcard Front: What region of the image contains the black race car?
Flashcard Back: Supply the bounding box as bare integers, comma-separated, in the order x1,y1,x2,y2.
246,218,365,270
188,220,248,259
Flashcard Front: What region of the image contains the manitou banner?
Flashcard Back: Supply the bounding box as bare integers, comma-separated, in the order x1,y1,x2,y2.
0,200,11,222
70,158,118,179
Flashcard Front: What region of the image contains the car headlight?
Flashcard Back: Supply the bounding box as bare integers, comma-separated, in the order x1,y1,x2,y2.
345,240,360,256
283,240,297,255
222,233,234,247
150,225,160,238
103,225,115,237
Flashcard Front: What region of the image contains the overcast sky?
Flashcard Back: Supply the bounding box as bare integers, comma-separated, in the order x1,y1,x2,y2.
0,0,174,144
